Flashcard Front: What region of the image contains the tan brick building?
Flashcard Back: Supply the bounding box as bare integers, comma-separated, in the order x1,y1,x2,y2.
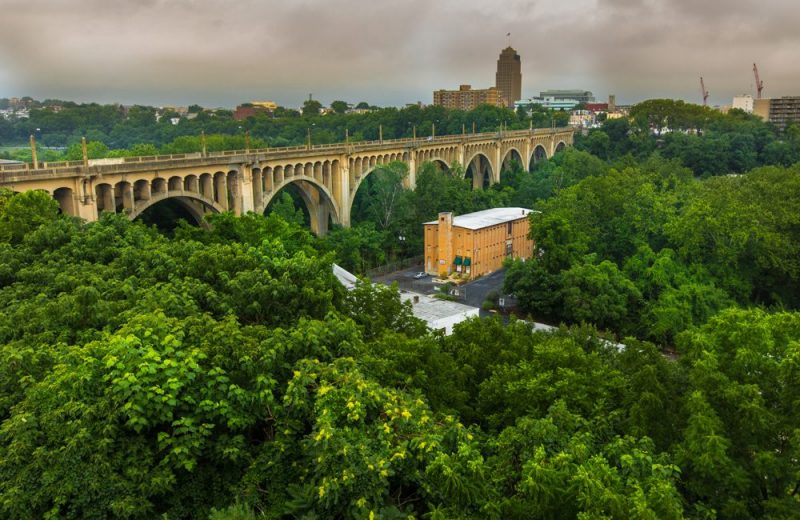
424,208,535,280
753,97,800,131
433,85,504,111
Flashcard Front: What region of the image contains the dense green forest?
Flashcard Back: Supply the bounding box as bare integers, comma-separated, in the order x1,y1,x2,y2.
1,99,800,518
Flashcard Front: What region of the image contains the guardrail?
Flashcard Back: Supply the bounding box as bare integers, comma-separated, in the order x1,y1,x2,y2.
0,127,573,177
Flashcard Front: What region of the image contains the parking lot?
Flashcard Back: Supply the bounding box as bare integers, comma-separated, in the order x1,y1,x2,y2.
372,265,508,309
371,264,439,294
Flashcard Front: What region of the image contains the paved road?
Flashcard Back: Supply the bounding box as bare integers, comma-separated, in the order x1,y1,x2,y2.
460,269,506,307
372,264,439,294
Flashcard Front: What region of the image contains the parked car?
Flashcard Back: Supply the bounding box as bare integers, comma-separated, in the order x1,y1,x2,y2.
413,272,428,279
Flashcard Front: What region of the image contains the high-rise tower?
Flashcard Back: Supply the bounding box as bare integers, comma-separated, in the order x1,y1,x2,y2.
496,47,521,108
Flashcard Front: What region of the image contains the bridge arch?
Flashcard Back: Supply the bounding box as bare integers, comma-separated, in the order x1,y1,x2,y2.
128,191,225,225
529,145,548,170
555,141,567,153
430,158,450,172
464,151,494,190
501,147,525,174
53,187,76,215
258,175,341,236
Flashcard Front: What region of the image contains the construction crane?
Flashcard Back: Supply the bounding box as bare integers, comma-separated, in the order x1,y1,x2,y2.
753,63,764,99
700,76,709,106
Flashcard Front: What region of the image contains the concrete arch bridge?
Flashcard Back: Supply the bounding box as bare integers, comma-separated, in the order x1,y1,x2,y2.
0,127,573,234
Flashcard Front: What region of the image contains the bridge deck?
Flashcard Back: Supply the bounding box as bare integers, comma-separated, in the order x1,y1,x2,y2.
0,128,572,183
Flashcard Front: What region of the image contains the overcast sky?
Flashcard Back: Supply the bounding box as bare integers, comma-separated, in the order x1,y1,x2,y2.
1,0,796,108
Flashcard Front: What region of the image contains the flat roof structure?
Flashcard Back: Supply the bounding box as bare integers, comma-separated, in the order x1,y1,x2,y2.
424,207,536,230
399,291,480,335
331,264,479,335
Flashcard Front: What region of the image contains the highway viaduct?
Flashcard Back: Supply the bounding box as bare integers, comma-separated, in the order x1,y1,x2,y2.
0,127,574,235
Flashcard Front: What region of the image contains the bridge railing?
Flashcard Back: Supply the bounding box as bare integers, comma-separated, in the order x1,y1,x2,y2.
0,127,574,176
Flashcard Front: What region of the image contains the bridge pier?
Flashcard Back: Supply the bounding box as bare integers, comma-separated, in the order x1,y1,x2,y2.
238,166,254,214
337,156,351,227
493,142,502,184
214,173,228,211
470,156,483,190
97,183,115,214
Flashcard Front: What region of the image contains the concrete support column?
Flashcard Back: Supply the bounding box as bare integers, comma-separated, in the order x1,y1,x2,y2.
312,202,330,236
215,174,229,211
493,143,502,185
99,184,115,213
406,152,417,190
138,181,151,202
239,166,254,214
121,183,134,213
185,176,199,193
338,155,351,227
471,157,483,190
201,175,213,200
72,179,96,221
253,169,263,210
458,143,465,168
229,172,243,215
524,140,532,172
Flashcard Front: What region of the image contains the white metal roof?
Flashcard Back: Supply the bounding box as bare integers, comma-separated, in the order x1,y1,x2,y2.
424,207,536,230
399,291,480,334
332,263,359,290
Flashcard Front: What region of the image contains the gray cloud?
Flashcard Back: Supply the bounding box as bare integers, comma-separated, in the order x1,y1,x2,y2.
0,0,796,108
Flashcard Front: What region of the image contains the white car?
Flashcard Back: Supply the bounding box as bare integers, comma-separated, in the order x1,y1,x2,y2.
413,272,428,279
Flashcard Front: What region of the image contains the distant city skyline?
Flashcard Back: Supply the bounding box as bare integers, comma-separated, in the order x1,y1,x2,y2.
1,0,797,109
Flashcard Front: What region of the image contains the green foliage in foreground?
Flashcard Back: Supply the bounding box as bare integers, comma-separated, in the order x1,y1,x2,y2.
0,196,798,518
506,160,800,345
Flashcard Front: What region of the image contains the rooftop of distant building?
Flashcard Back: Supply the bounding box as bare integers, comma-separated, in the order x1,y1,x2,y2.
398,291,479,332
425,207,536,230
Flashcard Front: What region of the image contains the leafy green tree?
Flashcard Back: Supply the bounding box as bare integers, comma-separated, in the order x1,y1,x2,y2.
330,100,349,114
319,222,386,273
62,140,109,160
302,99,322,116
676,308,800,517
0,189,60,243
266,191,306,227
559,258,642,333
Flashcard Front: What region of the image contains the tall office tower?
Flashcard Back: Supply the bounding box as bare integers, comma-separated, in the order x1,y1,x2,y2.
496,47,522,108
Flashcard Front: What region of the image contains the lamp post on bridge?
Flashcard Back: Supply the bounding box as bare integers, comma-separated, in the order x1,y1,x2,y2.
201,130,207,157
29,133,38,169
81,136,88,167
305,123,316,150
